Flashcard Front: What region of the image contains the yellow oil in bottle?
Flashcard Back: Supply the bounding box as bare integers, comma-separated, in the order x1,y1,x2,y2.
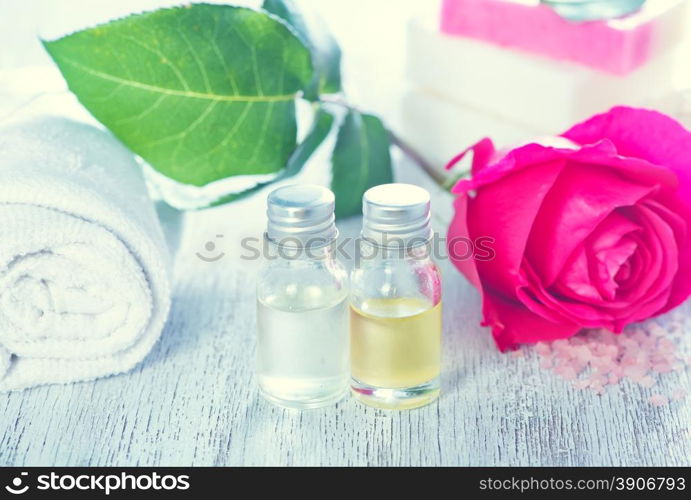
350,297,441,409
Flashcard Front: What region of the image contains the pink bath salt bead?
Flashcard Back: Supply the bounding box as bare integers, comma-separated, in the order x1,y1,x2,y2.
574,345,592,363
553,363,568,375
510,349,525,358
535,342,551,356
590,382,604,394
570,359,588,375
555,344,576,358
590,354,609,366
671,388,687,401
636,376,656,388
633,327,650,342
552,339,568,350
619,346,634,357
591,343,611,356
641,336,657,349
591,356,616,373
619,337,637,349
650,353,667,364
610,365,624,377
650,325,667,337
631,330,648,344
586,342,601,355
569,335,583,344
649,394,669,407
622,353,648,370
657,338,676,353
593,364,611,376
623,364,647,379
626,343,647,356
554,351,573,363
605,345,620,358
598,331,616,345
608,374,620,385
560,366,578,381
652,362,673,374
573,379,590,390
666,321,681,334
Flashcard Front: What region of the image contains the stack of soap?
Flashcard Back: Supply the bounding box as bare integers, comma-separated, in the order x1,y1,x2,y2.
400,88,543,171
400,0,688,170
441,0,687,75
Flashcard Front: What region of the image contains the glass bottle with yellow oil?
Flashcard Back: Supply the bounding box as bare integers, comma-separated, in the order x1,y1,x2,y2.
350,184,442,410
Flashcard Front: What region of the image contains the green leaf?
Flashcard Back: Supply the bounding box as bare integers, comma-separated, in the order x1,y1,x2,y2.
44,4,313,187
209,106,335,206
331,110,393,218
263,0,342,100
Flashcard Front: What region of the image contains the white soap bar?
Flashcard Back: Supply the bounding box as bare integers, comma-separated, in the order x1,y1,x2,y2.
440,0,688,75
398,87,543,172
406,18,683,132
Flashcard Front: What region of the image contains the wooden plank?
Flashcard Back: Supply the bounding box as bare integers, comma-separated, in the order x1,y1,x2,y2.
1,157,688,466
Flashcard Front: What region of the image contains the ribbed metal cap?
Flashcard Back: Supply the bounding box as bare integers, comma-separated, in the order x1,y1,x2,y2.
266,184,337,247
362,184,432,247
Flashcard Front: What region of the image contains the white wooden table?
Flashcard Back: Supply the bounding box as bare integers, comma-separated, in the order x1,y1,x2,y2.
1,153,689,467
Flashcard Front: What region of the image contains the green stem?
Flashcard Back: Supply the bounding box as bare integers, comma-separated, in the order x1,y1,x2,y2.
317,95,461,190
388,130,449,187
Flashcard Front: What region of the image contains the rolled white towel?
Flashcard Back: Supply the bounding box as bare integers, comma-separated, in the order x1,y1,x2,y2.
0,117,171,391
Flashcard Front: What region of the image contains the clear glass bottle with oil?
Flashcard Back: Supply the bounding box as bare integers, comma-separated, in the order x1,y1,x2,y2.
256,185,349,409
350,184,442,410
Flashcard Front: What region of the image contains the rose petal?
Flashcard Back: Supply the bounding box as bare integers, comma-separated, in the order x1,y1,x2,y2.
644,201,691,315
481,290,580,351
525,161,656,286
586,212,641,301
562,106,691,202
451,142,567,194
518,262,619,329
554,244,604,302
447,194,482,289
553,212,641,305
445,137,496,175
464,158,565,297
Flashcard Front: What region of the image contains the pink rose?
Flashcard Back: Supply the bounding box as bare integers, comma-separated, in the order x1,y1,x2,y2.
447,107,691,351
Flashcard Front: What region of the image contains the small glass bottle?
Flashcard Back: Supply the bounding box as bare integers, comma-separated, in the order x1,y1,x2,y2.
350,184,442,410
256,184,349,409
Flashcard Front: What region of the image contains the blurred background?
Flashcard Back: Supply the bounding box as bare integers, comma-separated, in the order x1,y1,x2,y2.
2,0,691,169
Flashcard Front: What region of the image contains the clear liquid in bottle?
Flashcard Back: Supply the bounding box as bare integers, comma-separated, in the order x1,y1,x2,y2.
257,285,349,409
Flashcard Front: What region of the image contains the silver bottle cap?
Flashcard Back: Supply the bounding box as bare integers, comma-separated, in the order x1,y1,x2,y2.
362,183,433,247
266,184,338,247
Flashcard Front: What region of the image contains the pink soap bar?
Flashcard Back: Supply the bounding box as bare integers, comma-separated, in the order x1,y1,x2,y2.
440,0,686,75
